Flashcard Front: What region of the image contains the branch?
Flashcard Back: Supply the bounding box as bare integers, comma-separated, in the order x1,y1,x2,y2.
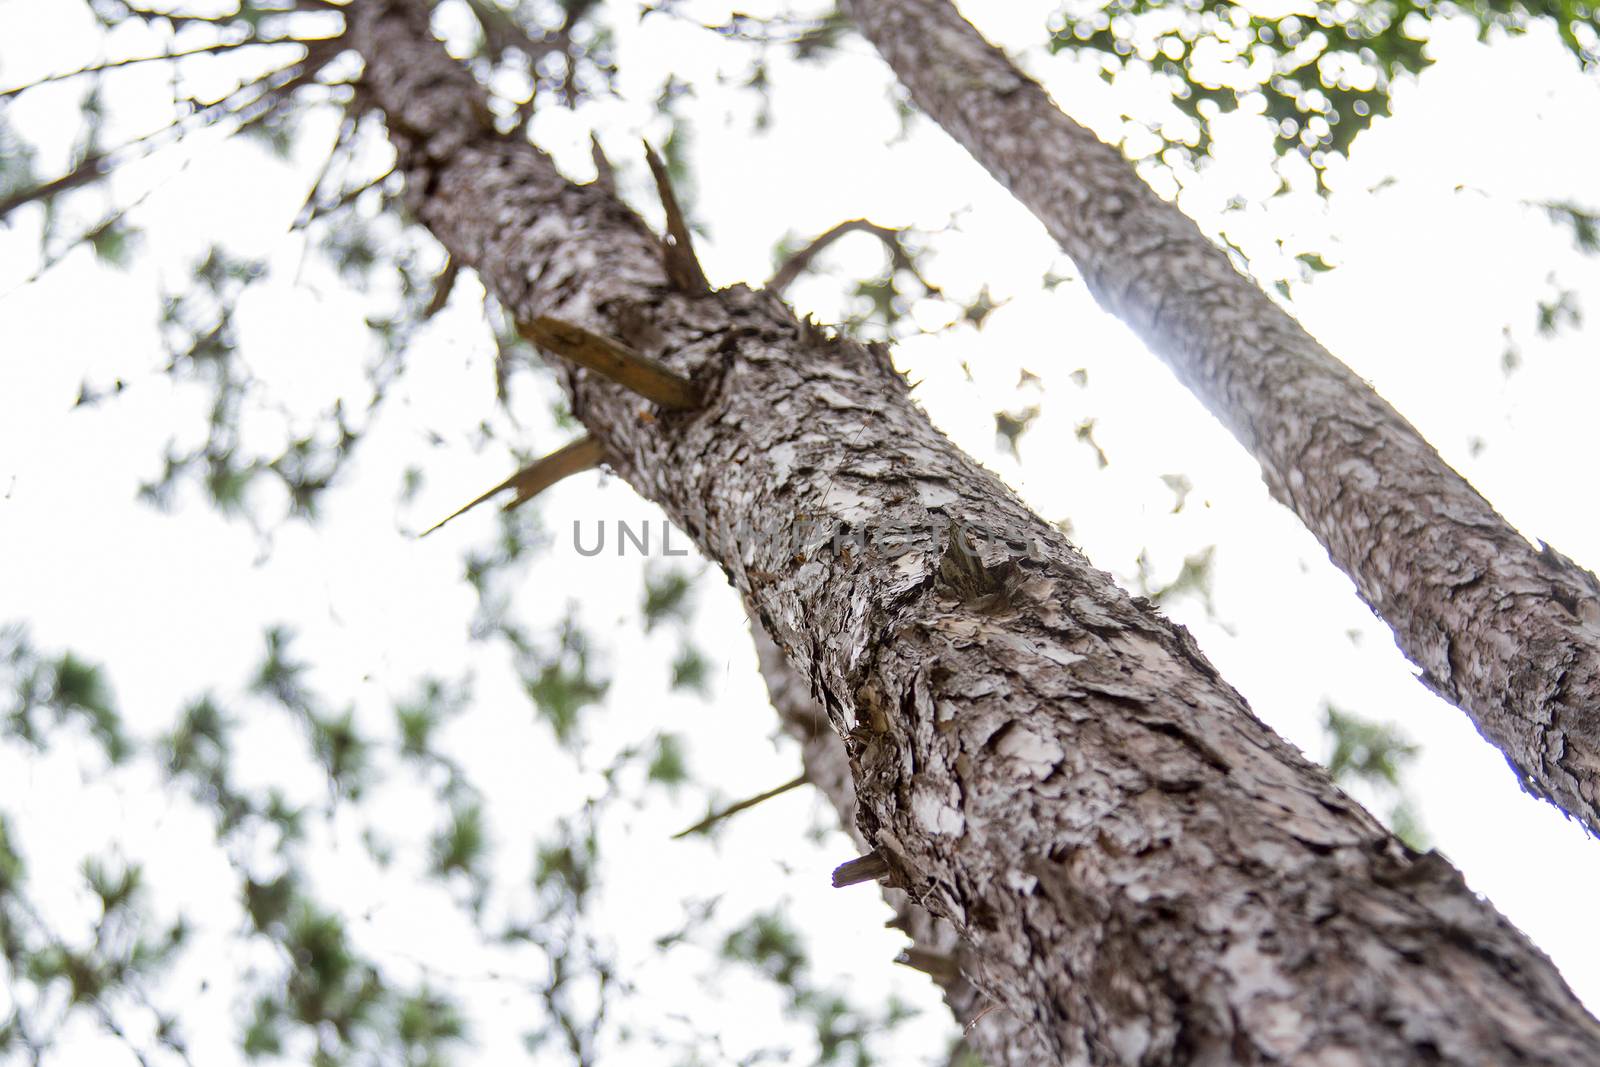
832,850,890,887
0,39,272,99
295,164,395,229
767,217,907,295
463,0,561,65
420,434,605,537
0,159,184,300
421,255,459,320
0,38,342,222
112,0,343,28
520,316,702,409
896,947,960,983
290,112,359,229
643,141,711,294
0,154,112,223
670,773,807,839
589,133,616,194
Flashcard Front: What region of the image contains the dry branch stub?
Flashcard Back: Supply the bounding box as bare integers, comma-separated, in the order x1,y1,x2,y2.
420,433,605,536
520,316,703,410
643,140,711,294
832,851,892,887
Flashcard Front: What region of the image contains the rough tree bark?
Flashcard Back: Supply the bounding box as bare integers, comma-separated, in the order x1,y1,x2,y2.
841,0,1600,835
750,616,1053,1066
348,2,1600,1061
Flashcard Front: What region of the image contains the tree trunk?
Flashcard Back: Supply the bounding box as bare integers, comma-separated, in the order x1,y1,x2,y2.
842,0,1600,835
749,614,1053,1066
347,2,1600,1061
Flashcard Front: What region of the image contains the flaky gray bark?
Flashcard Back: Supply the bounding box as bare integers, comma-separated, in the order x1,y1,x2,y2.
349,2,1600,1061
750,616,1052,1066
842,0,1600,835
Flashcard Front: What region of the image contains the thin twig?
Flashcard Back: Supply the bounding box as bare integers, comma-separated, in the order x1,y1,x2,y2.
420,435,604,537
421,255,459,320
299,164,394,228
463,0,564,66
115,0,343,28
521,315,702,409
768,217,940,299
671,774,807,839
0,38,274,99
290,112,359,229
768,217,905,295
0,38,341,222
0,156,195,300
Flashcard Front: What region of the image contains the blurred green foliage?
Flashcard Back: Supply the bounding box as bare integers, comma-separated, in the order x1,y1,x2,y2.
1050,0,1597,174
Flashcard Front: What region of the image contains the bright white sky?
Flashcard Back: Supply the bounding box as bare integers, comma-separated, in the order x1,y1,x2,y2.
2,1,1600,1064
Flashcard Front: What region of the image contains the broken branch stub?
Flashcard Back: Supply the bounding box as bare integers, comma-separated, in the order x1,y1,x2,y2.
832,851,891,888
520,315,703,410
420,433,605,537
643,140,711,294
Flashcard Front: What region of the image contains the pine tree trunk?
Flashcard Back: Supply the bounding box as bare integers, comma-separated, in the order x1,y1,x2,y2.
841,0,1600,835
749,616,1053,1066
348,2,1600,1061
